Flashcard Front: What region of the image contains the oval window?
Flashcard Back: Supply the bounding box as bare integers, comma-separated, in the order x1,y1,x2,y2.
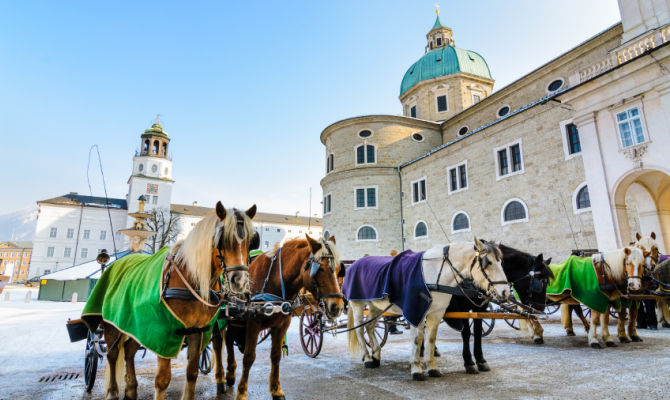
412,133,424,142
458,126,469,136
138,164,144,172
497,106,510,118
358,130,372,138
151,164,158,173
547,79,564,92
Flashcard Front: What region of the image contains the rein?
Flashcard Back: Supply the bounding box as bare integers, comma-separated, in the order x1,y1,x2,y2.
303,240,345,302
162,252,225,309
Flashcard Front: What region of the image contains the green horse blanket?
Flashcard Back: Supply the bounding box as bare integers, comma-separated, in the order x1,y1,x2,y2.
547,256,621,314
81,247,217,358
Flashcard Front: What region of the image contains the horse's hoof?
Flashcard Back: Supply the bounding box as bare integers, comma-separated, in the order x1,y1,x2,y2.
412,372,426,381
465,364,479,374
590,342,602,349
477,362,490,372
566,330,575,336
619,336,631,343
272,396,286,400
534,338,544,344
631,335,643,342
122,396,135,400
226,377,236,387
662,322,670,328
364,358,380,368
434,347,441,357
427,369,442,378
217,382,227,394
605,341,617,347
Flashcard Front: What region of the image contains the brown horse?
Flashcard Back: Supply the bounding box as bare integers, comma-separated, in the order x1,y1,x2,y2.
213,235,344,400
102,202,257,400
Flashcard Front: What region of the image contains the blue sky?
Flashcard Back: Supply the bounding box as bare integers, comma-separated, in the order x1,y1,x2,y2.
0,1,621,217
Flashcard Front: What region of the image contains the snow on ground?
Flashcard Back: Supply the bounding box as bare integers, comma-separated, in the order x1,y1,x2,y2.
1,287,670,399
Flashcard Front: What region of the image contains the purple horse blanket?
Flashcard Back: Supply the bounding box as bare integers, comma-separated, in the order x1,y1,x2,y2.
342,250,431,327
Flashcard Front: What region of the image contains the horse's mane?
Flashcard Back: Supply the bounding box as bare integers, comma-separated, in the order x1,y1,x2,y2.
498,243,554,279
269,237,340,266
594,247,643,281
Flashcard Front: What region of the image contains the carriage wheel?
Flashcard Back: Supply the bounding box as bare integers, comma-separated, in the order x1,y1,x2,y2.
199,344,212,375
504,318,520,330
364,320,389,349
581,304,592,318
84,331,98,392
469,317,495,337
609,309,619,320
257,328,271,345
544,304,560,315
299,309,324,358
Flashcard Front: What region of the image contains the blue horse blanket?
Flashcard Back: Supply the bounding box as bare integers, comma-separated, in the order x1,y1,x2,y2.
342,250,431,327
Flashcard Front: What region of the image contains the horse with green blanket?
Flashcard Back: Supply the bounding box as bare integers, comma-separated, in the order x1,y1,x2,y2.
82,202,257,400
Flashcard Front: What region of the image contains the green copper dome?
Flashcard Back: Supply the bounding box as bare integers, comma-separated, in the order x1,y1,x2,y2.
143,123,168,137
400,46,492,96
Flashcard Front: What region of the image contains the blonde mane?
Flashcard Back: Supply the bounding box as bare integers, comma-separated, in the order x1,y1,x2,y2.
593,248,643,281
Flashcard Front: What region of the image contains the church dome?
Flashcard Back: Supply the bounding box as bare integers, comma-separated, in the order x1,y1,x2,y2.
400,46,492,96
144,123,168,137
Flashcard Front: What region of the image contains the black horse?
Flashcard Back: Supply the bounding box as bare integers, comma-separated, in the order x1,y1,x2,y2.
444,243,553,374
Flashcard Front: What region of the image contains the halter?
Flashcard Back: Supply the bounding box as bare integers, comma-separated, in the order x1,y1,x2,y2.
510,255,548,295
214,221,250,294
303,240,345,303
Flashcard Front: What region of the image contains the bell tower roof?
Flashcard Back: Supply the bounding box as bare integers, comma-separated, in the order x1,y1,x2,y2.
431,14,447,31
138,116,171,158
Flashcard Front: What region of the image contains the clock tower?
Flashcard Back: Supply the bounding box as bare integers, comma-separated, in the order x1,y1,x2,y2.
126,118,174,220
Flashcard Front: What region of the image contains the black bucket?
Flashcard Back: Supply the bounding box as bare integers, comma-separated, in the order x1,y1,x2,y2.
66,319,89,342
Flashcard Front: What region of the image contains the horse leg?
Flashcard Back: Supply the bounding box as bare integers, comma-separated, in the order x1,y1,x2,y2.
364,305,382,367
601,307,616,347
181,333,202,400
424,312,442,377
658,299,670,327
212,328,226,394
530,318,544,344
561,304,575,336
460,319,476,374
588,309,601,348
473,318,490,372
103,325,124,400
235,321,261,400
225,327,238,387
154,357,171,400
629,303,642,342
123,338,140,400
351,304,373,366
409,321,426,381
617,306,631,343
269,318,291,400
573,305,590,333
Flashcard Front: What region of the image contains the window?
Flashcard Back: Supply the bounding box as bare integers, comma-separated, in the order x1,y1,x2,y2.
153,140,159,154
100,230,107,240
264,241,269,248
356,225,377,241
547,79,564,92
566,123,581,154
83,230,90,240
497,106,510,117
358,130,372,138
47,247,55,257
412,133,424,142
436,37,442,46
436,95,448,112
66,228,74,239
81,248,88,258
63,248,71,258
355,187,377,209
472,93,482,104
323,193,332,215
355,144,376,164
410,105,417,118
502,199,528,225
447,161,468,194
616,107,645,148
414,221,428,238
452,212,471,233
323,230,331,240
326,153,334,173
495,140,524,179
49,228,57,238
139,163,144,172
153,196,158,204
574,184,591,212
411,178,427,204
458,126,469,136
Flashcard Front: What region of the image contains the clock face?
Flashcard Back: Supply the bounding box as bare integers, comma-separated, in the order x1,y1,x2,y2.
152,164,158,173
138,163,144,172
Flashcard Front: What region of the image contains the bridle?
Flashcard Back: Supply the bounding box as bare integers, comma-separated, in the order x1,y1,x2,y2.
595,252,631,293
510,256,549,296
214,219,251,294
304,240,345,304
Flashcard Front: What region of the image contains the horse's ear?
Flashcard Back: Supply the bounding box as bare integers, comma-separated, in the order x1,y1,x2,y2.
636,233,642,241
246,204,257,219
651,232,656,240
474,236,484,250
306,234,322,253
536,253,543,262
624,247,631,255
327,235,336,244
545,257,552,265
215,202,226,221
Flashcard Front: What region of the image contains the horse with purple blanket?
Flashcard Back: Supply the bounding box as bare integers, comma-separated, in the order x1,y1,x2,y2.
343,238,509,381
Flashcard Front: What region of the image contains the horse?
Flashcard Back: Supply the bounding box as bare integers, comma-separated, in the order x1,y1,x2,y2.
546,247,645,348
214,235,344,400
96,202,257,400
344,238,509,381
444,243,553,374
615,233,661,342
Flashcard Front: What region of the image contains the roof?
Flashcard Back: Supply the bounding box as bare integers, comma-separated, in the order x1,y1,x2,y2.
37,193,127,210
170,203,322,226
143,123,169,138
431,15,447,30
0,241,33,249
400,46,492,96
40,250,150,280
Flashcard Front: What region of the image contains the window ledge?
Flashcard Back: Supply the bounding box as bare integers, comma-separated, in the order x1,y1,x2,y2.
502,218,529,226
448,187,468,196
574,207,592,215
496,169,525,181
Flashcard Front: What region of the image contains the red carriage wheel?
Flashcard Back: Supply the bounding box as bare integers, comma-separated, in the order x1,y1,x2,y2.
257,328,271,345
199,344,212,375
364,319,389,348
299,308,324,358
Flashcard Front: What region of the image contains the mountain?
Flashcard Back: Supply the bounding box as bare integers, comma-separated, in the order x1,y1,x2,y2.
0,206,37,241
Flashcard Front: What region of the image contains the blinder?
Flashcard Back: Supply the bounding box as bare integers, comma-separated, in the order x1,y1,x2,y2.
249,231,260,251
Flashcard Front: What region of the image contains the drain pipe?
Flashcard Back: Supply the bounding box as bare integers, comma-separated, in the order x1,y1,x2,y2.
398,166,405,251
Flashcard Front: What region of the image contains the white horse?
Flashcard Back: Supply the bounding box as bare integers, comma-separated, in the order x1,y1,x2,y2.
346,238,509,381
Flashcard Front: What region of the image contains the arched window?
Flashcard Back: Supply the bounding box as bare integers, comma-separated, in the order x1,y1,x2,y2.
355,144,375,164
576,185,591,210
152,140,159,154
143,140,150,153
414,221,428,238
162,143,167,156
356,225,377,241
502,199,528,224
323,230,331,241
451,212,470,232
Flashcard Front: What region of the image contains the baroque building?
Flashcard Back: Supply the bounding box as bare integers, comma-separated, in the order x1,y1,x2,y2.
321,1,670,261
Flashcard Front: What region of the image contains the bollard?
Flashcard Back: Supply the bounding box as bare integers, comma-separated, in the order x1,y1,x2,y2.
71,292,78,303
24,291,31,303
3,291,9,301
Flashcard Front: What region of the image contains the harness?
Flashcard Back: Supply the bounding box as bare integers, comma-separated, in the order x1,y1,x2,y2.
596,252,627,293
510,255,548,295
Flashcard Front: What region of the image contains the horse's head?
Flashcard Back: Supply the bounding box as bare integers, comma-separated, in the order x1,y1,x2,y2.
635,232,660,271
303,234,344,319
514,253,554,311
624,246,645,292
470,237,509,301
212,201,257,294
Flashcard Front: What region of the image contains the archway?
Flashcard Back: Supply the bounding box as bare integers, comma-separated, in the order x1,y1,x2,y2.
613,168,670,253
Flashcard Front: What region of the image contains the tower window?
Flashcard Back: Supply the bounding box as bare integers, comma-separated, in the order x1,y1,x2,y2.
358,130,372,138
436,38,442,46
566,124,581,154
436,95,448,112
355,187,377,209
143,140,150,153
356,225,377,241
153,140,159,154
497,106,510,118
162,143,167,156
138,164,144,172
323,193,332,214
458,126,469,136
410,105,417,118
356,144,376,165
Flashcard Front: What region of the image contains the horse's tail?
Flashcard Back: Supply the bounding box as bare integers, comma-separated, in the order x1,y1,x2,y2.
347,307,360,355
105,336,127,394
